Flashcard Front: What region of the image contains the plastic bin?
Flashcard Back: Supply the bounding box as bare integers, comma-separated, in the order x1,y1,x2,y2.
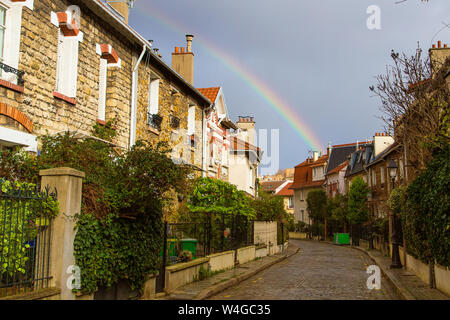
160,238,178,257
334,233,350,245
180,238,198,260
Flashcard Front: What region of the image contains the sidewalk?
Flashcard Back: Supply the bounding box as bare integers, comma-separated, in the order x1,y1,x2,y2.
333,242,449,300
160,243,300,300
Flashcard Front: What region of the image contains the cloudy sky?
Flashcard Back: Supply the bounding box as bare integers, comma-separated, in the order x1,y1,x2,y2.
128,0,450,174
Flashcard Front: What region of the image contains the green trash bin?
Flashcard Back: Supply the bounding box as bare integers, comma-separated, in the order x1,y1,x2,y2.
335,233,350,245
180,238,198,260
160,238,178,257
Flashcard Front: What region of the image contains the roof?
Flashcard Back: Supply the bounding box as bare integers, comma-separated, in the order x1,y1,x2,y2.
326,142,371,174
87,1,211,107
291,154,328,190
276,183,294,196
198,87,221,104
261,181,286,193
344,144,374,178
366,142,400,167
230,137,261,158
326,160,349,176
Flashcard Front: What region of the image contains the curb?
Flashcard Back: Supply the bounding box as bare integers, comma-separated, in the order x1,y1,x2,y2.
194,247,300,300
350,245,415,300
319,240,414,300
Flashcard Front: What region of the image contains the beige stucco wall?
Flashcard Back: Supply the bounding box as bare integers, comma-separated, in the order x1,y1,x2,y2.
228,153,256,197
208,250,235,272
236,246,256,265
293,187,318,223
255,246,268,258
164,258,210,294
253,221,277,246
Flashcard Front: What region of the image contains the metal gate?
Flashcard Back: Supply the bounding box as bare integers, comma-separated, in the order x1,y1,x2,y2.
0,181,56,298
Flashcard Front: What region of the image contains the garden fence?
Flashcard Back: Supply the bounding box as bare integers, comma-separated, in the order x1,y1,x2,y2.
0,181,56,298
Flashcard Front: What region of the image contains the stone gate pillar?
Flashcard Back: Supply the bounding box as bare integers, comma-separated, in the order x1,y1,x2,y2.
39,167,85,300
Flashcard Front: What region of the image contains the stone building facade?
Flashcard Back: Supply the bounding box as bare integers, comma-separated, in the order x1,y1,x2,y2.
0,0,210,167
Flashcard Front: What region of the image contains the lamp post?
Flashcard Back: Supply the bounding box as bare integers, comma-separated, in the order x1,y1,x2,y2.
388,159,402,269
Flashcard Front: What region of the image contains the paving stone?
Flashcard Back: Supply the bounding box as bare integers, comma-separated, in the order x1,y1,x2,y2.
209,240,399,300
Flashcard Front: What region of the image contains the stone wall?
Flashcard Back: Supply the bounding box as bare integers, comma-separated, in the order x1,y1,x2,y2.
135,64,204,169
7,0,134,149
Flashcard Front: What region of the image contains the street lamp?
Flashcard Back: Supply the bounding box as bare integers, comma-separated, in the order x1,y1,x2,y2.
388,159,402,269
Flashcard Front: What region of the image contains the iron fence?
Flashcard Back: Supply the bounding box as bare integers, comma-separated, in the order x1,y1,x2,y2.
0,181,56,297
155,213,255,293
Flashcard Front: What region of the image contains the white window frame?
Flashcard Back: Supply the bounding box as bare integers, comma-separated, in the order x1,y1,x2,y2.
0,1,34,84
54,30,81,98
381,166,385,184
148,76,160,115
187,105,195,135
97,58,108,121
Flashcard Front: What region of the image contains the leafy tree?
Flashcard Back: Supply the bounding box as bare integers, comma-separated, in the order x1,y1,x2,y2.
306,189,328,239
306,189,328,222
347,176,369,245
327,192,349,233
402,145,450,268
253,187,289,223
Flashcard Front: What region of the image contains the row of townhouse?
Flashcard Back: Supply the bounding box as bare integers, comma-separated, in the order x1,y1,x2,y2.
290,40,450,238
0,0,261,197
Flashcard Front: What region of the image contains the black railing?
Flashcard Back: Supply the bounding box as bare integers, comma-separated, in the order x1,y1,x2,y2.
170,115,180,129
147,113,163,131
0,62,25,86
0,181,56,298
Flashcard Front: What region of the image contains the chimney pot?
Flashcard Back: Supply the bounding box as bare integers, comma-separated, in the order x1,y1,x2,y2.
186,34,194,53
438,41,442,48
432,44,436,49
175,47,179,53
445,44,448,48
180,47,185,53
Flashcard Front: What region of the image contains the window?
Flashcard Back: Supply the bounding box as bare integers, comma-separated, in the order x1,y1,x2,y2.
288,196,293,208
300,190,304,201
97,58,107,121
372,169,376,187
0,5,5,66
301,210,305,222
55,31,80,97
380,166,385,185
148,77,160,115
187,105,195,135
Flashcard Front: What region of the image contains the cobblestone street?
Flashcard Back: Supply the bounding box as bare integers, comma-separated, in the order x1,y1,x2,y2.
209,240,400,300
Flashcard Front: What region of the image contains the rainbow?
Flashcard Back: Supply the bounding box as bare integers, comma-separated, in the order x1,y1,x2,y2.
133,4,323,152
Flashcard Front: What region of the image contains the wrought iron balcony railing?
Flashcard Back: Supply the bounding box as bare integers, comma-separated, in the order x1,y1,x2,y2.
147,112,163,131
170,115,180,129
0,62,25,86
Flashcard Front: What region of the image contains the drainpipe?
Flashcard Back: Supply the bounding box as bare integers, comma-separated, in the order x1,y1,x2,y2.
129,45,147,148
202,106,213,177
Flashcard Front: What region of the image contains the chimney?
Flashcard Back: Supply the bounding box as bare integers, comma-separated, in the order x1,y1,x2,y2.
237,116,256,145
373,131,394,157
429,40,450,75
107,0,134,24
313,151,319,162
172,35,194,85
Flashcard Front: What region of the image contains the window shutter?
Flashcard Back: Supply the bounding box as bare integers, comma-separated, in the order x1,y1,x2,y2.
68,37,79,97
55,32,64,93
149,78,159,114
98,58,107,120
188,105,195,135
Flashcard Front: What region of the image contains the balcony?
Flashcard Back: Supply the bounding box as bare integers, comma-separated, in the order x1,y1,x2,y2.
0,62,25,86
147,113,163,131
170,115,180,129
